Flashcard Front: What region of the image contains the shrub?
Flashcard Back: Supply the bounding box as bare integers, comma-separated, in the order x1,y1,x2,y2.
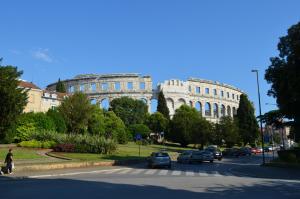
278,149,300,163
53,143,75,152
18,139,57,149
47,109,67,133
128,124,151,139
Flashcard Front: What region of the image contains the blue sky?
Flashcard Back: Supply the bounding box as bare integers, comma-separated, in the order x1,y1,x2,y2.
1,0,300,115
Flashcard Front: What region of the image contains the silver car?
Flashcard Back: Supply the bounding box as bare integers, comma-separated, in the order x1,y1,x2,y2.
190,150,214,163
177,150,194,164
148,152,172,168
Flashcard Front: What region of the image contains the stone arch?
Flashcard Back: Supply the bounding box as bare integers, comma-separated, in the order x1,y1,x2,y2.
166,98,175,114
140,98,147,104
100,98,110,110
150,98,158,113
205,102,211,116
90,98,97,105
177,98,186,108
195,101,202,113
213,103,219,118
221,104,226,117
232,107,237,116
227,105,231,117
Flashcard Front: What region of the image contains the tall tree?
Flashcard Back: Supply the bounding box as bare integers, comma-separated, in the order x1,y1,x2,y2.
146,112,168,135
236,94,259,145
157,91,170,120
109,97,148,127
216,116,240,148
265,21,300,142
58,92,93,134
56,78,66,93
0,64,28,141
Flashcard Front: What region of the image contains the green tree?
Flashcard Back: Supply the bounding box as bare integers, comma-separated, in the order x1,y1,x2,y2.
168,105,199,146
109,97,148,126
128,124,151,139
87,105,105,136
146,112,168,135
191,116,213,149
58,92,93,134
236,94,259,145
216,116,240,147
265,21,300,142
104,111,128,144
55,78,66,93
157,91,170,120
47,108,67,133
0,64,28,141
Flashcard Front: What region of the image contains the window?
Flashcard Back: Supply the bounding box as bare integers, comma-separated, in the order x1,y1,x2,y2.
221,91,224,97
196,87,201,94
69,86,74,93
115,82,121,91
80,84,84,92
91,83,96,91
205,88,209,94
227,92,230,98
101,83,108,90
140,82,145,90
213,89,217,96
237,95,239,100
127,82,133,90
232,93,235,99
188,85,192,92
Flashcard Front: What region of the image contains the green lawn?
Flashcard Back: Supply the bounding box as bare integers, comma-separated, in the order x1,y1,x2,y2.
50,142,191,161
0,147,46,161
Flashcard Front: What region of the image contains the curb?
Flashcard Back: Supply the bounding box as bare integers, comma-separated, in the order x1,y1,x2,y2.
264,162,300,169
12,158,146,172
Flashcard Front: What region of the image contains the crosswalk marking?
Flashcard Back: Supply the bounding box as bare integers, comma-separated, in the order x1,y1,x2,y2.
131,169,145,174
171,171,181,176
144,169,157,175
211,171,222,177
102,169,121,174
158,170,169,175
185,171,195,176
199,172,208,177
118,169,133,174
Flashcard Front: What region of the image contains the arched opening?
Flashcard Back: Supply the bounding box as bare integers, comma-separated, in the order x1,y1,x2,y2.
151,98,158,113
100,98,110,110
205,102,211,116
166,98,174,114
177,98,186,108
189,101,193,107
221,104,226,117
195,101,202,114
227,105,231,117
213,103,219,118
232,107,237,116
90,99,97,105
140,98,147,104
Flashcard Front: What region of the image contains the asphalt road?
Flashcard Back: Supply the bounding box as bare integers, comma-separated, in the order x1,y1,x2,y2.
1,153,300,199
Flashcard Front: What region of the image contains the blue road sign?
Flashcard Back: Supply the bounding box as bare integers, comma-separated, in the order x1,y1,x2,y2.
135,133,142,141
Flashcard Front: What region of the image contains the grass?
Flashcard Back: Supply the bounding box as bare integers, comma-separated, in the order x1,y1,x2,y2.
49,142,191,162
0,147,46,161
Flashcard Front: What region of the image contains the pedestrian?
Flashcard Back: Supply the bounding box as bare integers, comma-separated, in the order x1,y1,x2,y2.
4,148,14,174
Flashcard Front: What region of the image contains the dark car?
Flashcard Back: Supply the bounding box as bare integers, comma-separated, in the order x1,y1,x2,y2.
238,147,252,156
177,150,194,164
205,147,223,160
190,150,214,163
148,152,171,169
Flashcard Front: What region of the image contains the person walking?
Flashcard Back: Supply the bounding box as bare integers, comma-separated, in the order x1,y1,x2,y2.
5,148,13,174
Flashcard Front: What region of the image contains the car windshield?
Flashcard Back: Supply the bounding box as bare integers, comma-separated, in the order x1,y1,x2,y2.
155,153,169,157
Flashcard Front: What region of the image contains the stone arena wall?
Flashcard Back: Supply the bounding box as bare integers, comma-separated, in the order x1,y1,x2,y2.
47,73,244,122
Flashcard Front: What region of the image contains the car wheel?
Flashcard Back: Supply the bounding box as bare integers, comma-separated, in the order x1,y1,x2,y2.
210,160,213,163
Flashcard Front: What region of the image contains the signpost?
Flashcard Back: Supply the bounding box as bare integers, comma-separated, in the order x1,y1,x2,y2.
135,134,142,157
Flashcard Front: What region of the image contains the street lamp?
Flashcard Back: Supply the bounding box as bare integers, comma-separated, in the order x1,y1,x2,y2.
251,69,266,165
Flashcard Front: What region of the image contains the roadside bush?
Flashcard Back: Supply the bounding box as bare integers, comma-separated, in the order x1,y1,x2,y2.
46,109,67,133
18,140,57,149
128,124,151,139
104,111,128,144
278,149,300,163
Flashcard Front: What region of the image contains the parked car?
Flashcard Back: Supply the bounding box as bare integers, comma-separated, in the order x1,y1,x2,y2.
264,146,273,152
190,150,214,163
223,148,240,157
251,147,257,154
239,147,252,156
177,150,194,164
254,147,263,154
205,147,223,160
148,152,171,169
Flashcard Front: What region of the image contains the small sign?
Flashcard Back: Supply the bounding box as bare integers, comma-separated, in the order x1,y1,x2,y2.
135,133,142,141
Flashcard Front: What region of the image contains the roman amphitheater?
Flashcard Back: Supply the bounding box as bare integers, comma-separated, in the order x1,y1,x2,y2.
47,73,244,123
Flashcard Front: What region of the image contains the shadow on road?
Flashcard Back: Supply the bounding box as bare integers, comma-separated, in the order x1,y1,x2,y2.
0,175,299,199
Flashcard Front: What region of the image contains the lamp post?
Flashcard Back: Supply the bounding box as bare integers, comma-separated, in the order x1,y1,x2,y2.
251,69,265,165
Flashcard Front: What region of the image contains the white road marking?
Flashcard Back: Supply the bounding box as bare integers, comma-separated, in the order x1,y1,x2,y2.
28,168,131,178
198,171,208,177
171,171,181,176
185,171,195,176
144,169,157,175
130,169,145,174
158,170,169,175
212,171,222,177
117,169,133,174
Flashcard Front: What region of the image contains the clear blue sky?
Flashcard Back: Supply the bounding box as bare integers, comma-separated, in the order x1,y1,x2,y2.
1,0,300,115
